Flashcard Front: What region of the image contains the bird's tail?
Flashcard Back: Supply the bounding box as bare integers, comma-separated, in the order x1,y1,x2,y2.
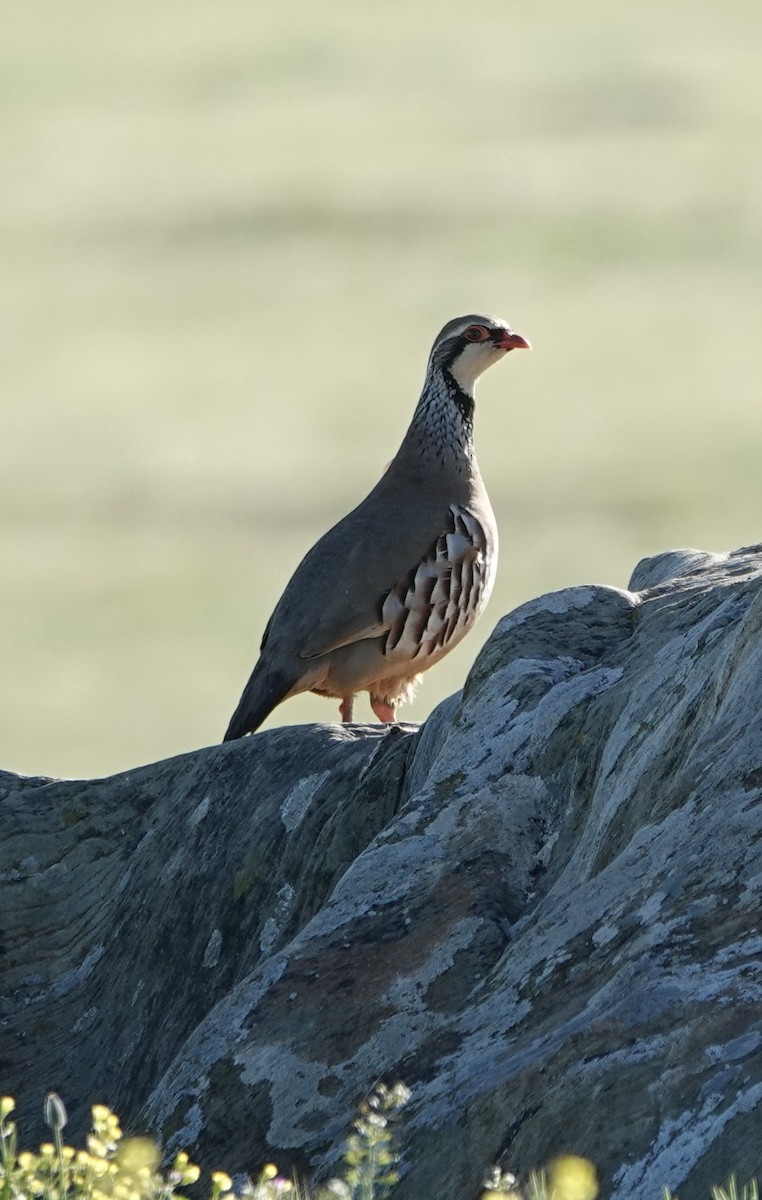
223,660,295,742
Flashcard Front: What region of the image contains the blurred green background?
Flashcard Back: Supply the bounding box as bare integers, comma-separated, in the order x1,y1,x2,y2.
2,0,761,779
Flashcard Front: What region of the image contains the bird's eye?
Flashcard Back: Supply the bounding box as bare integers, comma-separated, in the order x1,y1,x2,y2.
464,325,488,343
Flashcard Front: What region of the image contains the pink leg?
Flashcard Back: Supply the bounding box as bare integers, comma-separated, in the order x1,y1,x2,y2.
370,697,396,723
339,694,355,722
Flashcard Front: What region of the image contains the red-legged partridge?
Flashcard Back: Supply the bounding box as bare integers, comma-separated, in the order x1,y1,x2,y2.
224,313,530,740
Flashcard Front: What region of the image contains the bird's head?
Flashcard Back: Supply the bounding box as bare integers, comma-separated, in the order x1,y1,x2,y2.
428,313,531,395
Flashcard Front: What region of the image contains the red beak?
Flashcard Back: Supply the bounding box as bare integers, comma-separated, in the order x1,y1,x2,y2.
494,329,531,351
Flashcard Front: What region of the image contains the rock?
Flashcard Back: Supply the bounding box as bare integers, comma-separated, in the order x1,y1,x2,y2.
2,544,762,1200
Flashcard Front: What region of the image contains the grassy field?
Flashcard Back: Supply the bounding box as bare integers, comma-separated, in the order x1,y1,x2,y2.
2,0,761,779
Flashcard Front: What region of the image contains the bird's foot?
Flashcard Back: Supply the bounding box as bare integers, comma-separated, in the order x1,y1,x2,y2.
339,694,356,722
370,697,397,723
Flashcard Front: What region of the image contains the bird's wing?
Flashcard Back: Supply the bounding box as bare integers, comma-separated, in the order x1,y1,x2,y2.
297,503,492,661
378,504,492,663
300,613,388,660
295,519,403,659
262,584,385,657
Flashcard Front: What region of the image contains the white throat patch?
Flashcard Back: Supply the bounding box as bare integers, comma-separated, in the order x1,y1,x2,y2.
448,341,505,394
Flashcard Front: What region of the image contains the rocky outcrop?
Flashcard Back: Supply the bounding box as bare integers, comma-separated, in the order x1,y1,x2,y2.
2,545,761,1199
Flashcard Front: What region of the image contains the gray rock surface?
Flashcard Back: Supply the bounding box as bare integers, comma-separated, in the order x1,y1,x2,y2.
2,544,762,1199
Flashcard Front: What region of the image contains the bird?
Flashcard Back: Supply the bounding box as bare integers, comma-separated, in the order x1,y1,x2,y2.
223,312,530,741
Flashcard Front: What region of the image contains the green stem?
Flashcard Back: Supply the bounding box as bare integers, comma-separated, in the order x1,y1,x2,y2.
54,1125,66,1200
360,1141,377,1200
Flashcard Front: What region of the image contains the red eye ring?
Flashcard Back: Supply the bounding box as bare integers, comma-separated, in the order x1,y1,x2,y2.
464,325,488,343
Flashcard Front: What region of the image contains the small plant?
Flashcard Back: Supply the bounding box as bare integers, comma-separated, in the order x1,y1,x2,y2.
0,1094,201,1200
481,1165,523,1198
481,1156,599,1200
332,1082,410,1200
665,1178,759,1200
527,1158,599,1200
0,1085,409,1200
2,1089,758,1200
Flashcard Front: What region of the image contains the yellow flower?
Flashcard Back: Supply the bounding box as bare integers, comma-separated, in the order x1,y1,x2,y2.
62,1146,76,1161
40,1144,56,1157
92,1105,112,1123
0,1097,15,1118
183,1166,201,1184
261,1164,278,1181
18,1152,37,1170
548,1155,598,1200
114,1183,139,1200
173,1153,189,1169
212,1171,233,1192
116,1137,160,1174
